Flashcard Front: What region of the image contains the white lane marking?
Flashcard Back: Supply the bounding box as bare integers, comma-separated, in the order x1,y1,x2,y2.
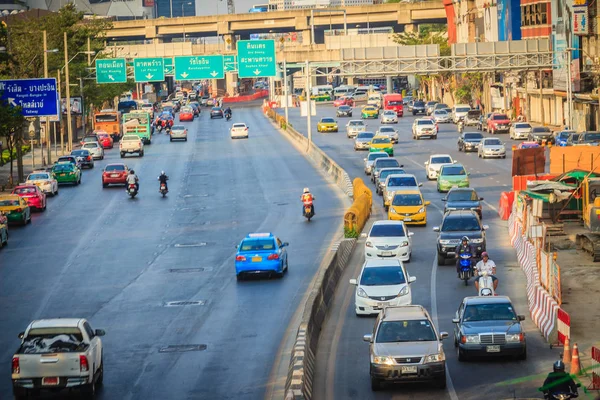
431,255,459,400
483,200,498,212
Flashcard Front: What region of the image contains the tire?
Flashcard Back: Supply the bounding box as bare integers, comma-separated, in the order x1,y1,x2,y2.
90,164,94,169
236,274,243,281
80,380,96,398
406,253,411,263
101,155,104,160
170,138,173,142
27,212,31,224
139,151,144,157
517,349,527,361
96,361,104,386
54,188,58,196
185,138,187,142
457,346,467,362
370,377,382,391
120,152,125,158
42,202,46,211
103,183,108,188
436,376,447,389
437,254,445,266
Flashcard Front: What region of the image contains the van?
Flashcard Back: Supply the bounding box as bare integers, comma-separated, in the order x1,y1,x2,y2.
353,86,370,100
368,93,383,109
452,104,472,124
334,85,356,98
383,94,404,116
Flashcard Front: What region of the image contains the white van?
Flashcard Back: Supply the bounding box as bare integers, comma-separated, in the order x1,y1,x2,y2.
311,85,333,96
334,85,356,98
452,104,472,124
353,86,370,100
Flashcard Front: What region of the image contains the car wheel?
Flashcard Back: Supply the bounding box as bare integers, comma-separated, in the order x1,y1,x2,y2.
120,152,125,158
42,202,46,211
436,376,447,389
140,151,144,157
27,212,31,224
517,349,527,361
80,380,96,397
406,253,411,263
457,346,467,362
101,155,104,160
437,254,445,265
102,182,109,188
371,377,382,391
236,274,243,281
96,360,104,386
170,138,173,142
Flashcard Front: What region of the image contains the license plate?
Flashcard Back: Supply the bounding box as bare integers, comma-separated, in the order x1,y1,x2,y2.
486,345,501,353
401,366,418,374
251,256,262,262
42,377,59,386
111,174,119,177
60,173,65,176
381,251,393,256
377,302,386,308
404,218,412,221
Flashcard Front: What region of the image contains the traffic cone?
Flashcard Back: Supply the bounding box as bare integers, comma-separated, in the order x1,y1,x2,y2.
570,343,581,375
563,337,572,363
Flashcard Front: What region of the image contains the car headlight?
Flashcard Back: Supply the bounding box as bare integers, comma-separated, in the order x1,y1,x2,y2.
506,333,524,343
471,238,484,244
440,180,449,185
357,287,368,298
446,207,457,211
372,356,395,365
366,241,373,248
418,207,425,213
398,285,409,297
424,352,445,363
464,334,480,344
439,240,452,245
389,207,397,214
401,241,409,247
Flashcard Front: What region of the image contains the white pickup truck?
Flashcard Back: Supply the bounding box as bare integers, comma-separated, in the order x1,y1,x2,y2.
12,318,105,399
120,134,144,158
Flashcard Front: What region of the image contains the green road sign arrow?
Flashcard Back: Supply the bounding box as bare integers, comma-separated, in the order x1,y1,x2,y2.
224,55,237,72
133,57,165,83
237,40,276,78
174,56,224,80
96,58,127,84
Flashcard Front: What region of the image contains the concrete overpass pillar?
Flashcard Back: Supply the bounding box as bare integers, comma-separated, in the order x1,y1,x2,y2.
404,24,417,33
386,76,392,93
300,30,311,45
347,77,355,85
223,34,236,52
225,72,238,96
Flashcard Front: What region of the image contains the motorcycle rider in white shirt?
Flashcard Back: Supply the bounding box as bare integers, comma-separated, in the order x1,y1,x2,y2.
474,252,498,292
126,170,139,192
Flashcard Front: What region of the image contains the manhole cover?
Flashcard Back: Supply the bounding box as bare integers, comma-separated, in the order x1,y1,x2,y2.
163,300,206,307
158,344,207,353
169,267,213,273
175,243,207,248
275,202,289,206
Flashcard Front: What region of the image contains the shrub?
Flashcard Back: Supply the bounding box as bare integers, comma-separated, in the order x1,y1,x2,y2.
344,226,359,238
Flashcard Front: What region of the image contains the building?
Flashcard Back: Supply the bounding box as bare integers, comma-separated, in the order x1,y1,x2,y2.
269,0,380,11
0,0,155,19
155,0,195,18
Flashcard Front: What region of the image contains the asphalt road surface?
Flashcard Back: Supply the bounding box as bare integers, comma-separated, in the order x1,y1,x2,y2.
282,104,562,400
0,106,343,399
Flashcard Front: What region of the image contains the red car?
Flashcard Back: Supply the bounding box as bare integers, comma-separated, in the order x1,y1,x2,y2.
179,106,194,122
517,141,541,149
487,113,512,134
96,131,114,149
12,185,46,212
102,163,129,187
333,96,354,107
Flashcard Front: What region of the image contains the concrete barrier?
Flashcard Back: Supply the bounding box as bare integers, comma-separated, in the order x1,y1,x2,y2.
285,239,356,400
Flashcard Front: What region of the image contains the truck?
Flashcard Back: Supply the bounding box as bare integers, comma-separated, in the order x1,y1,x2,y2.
383,93,404,116
12,318,105,399
120,134,144,158
122,111,152,144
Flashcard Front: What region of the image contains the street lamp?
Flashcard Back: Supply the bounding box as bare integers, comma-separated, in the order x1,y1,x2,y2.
182,1,192,42
565,47,575,130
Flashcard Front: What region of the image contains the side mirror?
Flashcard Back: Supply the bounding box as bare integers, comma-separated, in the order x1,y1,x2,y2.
360,232,367,238
479,197,484,201
433,226,440,232
363,334,373,343
452,318,460,324
408,276,417,283
408,232,414,237
425,201,431,206
363,158,367,162
18,332,24,339
440,332,449,339
418,183,423,187
453,160,457,163
483,224,489,230
235,245,238,249
441,197,447,201
518,315,525,321
349,278,358,285
424,161,428,165
95,329,106,337
281,242,289,247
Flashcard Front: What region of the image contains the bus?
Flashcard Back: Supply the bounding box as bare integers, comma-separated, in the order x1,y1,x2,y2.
248,4,275,12
94,109,121,141
123,111,152,144
383,93,404,117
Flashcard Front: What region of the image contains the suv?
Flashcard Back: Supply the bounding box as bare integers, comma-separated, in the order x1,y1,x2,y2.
433,210,488,265
452,104,471,123
458,132,484,152
487,113,511,134
411,101,426,115
363,305,448,391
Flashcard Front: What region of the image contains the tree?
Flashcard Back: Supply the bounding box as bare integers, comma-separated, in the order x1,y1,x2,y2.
0,98,25,186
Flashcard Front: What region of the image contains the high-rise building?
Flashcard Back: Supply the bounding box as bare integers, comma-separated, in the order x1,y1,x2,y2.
155,0,195,18
0,0,155,19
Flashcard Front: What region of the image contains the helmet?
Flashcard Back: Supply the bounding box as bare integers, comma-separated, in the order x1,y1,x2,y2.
461,236,469,242
553,360,565,372
303,188,310,193
130,170,135,174
161,171,165,175
481,252,489,258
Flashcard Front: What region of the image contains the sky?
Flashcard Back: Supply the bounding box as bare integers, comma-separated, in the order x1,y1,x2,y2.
196,0,258,16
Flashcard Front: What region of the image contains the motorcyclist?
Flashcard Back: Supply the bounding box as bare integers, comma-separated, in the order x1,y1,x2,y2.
158,171,169,191
301,187,315,216
458,119,464,133
224,106,232,118
127,169,139,192
540,361,579,399
455,236,474,276
474,252,498,292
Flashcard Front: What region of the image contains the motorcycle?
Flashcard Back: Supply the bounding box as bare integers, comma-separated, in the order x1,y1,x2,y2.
159,182,168,197
458,120,464,134
543,393,578,400
303,202,314,222
225,113,231,121
458,253,473,286
477,271,495,296
127,183,138,198
156,124,163,133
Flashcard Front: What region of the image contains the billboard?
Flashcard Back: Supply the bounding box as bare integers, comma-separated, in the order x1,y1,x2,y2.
552,0,581,92
61,97,83,115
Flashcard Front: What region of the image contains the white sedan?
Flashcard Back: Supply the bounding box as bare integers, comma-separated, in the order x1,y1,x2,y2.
82,141,104,160
424,154,455,180
380,110,398,124
362,220,413,262
230,123,249,139
25,170,59,195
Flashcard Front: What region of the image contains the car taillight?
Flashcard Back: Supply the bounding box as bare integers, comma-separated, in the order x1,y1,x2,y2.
79,355,89,372
15,208,22,213
267,254,279,260
12,357,19,374
236,255,246,261
87,156,91,161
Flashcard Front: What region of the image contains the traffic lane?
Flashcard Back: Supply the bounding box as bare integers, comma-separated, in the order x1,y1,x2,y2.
90,108,344,400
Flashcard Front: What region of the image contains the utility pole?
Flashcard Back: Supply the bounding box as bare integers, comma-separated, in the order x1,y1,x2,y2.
64,32,73,152
43,30,51,165
58,70,64,154
283,59,289,124
305,60,312,150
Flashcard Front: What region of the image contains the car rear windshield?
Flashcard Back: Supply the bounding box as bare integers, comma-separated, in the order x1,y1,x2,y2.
464,133,483,140
388,177,417,187
387,101,402,106
358,133,375,139
384,111,396,115
339,106,351,110
379,127,395,133
321,118,335,123
532,127,551,133
515,123,532,129
172,125,185,130
434,110,448,115
71,150,89,156
14,187,37,194
463,303,518,322
372,138,391,144
492,114,509,120
431,156,452,164
572,134,581,141
181,107,193,113
436,104,448,108
441,216,481,231
484,139,502,145
392,193,422,206
370,224,405,237
28,174,49,180
349,121,364,126
442,166,466,175
414,101,425,107
456,107,471,113
583,133,600,141
557,132,571,139
105,165,125,171
376,159,399,168
122,136,139,141
360,266,406,286
0,199,19,206
240,239,276,251
417,120,434,125
447,190,479,201
376,320,436,343
53,164,73,172
379,169,405,180
19,328,85,354
83,143,98,148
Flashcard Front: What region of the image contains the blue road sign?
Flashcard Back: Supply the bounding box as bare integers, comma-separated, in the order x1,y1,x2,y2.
0,78,59,117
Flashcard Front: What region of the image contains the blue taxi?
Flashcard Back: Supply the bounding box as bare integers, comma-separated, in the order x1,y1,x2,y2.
235,233,289,280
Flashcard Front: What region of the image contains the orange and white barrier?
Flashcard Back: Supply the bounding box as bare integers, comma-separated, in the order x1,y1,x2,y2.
556,308,570,346
591,346,600,390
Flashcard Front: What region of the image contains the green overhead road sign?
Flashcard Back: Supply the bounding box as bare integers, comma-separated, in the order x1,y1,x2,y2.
174,55,224,80
95,58,127,84
224,55,237,72
164,58,174,75
237,40,276,78
134,58,165,82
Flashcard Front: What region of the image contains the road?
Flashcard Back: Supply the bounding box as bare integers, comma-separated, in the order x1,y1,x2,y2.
0,106,343,399
282,104,561,400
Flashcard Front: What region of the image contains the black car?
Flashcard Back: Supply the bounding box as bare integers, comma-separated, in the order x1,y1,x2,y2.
442,188,484,219
402,96,413,106
527,126,553,144
433,210,488,265
337,105,353,117
412,101,426,115
210,107,224,119
70,149,94,169
458,132,484,152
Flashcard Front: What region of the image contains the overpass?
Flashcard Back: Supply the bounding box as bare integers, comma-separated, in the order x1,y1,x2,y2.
103,1,446,44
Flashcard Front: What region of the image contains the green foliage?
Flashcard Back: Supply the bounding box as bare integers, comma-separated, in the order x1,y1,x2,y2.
1,145,30,164
392,27,450,56
455,85,472,104
344,226,359,238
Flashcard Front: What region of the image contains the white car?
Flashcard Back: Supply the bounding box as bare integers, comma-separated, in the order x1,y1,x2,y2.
376,126,399,143
432,109,451,124
230,123,249,139
424,154,455,180
364,152,389,175
170,124,188,141
362,220,413,262
380,110,398,124
349,259,416,316
82,142,104,160
452,104,472,124
412,118,437,140
346,120,367,138
25,170,59,195
509,122,533,140
478,137,507,159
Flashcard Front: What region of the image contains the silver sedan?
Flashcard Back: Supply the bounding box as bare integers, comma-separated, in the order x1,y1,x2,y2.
509,122,532,140
81,142,105,160
376,126,399,143
433,110,451,124
354,131,375,151
478,137,506,159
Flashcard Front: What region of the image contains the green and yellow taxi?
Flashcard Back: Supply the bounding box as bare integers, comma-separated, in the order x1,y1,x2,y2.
311,93,332,102
369,135,394,156
0,194,31,225
317,117,339,133
361,105,379,119
437,163,470,192
388,189,430,225
52,162,82,185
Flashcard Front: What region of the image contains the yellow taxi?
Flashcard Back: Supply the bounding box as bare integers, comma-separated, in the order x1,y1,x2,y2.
317,117,339,132
0,194,31,225
388,190,430,225
369,135,394,156
361,105,379,119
